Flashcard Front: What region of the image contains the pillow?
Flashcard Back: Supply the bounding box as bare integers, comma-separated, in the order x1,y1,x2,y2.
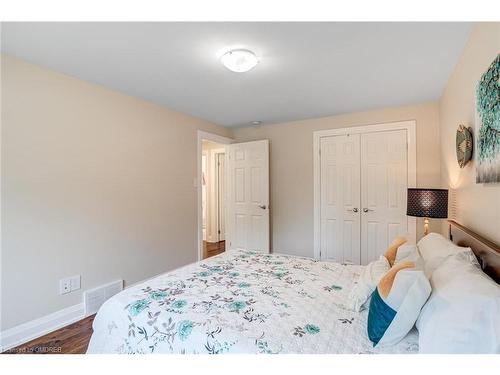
394,243,419,264
348,256,390,312
416,251,500,353
367,261,431,347
384,236,408,266
417,232,471,276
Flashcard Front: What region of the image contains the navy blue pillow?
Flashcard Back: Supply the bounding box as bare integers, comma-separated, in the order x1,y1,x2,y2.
367,288,396,346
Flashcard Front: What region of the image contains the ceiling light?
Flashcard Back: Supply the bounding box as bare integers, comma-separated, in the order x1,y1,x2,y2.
220,49,259,73
251,121,262,126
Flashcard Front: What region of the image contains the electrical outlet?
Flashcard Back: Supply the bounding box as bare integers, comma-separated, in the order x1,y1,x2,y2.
59,275,81,295
59,278,71,295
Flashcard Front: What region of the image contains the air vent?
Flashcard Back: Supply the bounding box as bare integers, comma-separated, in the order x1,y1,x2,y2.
84,280,123,316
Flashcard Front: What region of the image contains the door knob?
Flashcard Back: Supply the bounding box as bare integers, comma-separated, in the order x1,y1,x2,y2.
258,204,267,210
347,208,359,213
363,208,374,213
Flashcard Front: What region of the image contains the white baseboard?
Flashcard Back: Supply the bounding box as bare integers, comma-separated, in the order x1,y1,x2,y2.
0,303,85,352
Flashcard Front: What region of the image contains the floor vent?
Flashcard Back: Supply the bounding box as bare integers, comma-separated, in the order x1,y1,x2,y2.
84,280,123,316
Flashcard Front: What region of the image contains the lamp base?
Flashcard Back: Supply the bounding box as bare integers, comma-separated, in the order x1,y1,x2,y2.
424,217,429,235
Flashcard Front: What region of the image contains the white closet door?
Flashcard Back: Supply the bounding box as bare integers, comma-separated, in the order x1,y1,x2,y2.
226,140,269,252
320,135,361,263
360,130,408,264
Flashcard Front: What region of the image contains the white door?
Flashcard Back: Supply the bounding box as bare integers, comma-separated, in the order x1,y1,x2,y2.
226,140,270,252
319,134,361,263
360,130,408,264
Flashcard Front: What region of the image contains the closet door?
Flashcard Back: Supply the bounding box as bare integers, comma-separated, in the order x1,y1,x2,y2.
320,134,361,263
360,130,408,264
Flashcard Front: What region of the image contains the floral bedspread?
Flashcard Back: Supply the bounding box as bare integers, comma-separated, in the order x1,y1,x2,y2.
87,250,418,354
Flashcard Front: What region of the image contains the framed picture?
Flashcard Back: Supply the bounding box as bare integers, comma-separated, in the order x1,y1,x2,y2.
475,53,500,183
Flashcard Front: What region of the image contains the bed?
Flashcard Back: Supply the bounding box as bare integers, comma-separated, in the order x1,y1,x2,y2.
86,249,418,354
87,220,499,354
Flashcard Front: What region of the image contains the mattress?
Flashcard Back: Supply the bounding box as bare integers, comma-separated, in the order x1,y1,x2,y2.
87,249,418,354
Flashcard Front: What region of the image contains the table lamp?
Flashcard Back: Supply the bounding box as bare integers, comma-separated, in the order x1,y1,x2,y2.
407,188,448,235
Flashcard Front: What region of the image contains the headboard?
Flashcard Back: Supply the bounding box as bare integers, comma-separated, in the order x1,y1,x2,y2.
449,220,500,284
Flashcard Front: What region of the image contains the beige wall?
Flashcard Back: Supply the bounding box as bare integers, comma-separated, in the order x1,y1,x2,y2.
1,56,231,330
233,102,442,257
439,23,500,244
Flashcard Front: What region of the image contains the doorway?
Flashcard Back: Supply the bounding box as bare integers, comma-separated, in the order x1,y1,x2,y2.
197,131,232,260
197,131,270,261
202,139,226,259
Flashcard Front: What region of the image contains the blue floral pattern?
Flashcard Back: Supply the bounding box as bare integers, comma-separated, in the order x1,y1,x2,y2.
88,250,419,354
127,299,150,317
177,320,194,341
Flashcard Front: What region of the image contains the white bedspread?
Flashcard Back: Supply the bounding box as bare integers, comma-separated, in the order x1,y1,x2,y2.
87,249,418,354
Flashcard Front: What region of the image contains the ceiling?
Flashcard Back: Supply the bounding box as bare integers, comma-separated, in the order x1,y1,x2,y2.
1,22,472,128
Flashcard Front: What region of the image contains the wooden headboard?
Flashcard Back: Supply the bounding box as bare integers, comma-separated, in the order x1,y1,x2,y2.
449,220,500,284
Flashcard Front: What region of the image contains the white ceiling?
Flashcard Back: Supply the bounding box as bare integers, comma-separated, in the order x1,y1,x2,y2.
1,22,472,128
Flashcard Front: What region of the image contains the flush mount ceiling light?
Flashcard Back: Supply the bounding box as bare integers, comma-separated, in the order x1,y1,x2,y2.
220,49,259,73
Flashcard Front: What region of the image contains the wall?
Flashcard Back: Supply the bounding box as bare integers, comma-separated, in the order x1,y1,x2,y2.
1,56,231,331
439,23,500,244
233,102,441,257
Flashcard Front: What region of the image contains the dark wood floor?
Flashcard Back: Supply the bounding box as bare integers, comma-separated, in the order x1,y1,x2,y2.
3,315,95,354
203,240,225,259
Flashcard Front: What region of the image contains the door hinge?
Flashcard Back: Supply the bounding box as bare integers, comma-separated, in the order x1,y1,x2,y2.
319,148,321,156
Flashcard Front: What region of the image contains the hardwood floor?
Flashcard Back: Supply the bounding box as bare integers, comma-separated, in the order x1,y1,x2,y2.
3,315,95,354
203,240,225,259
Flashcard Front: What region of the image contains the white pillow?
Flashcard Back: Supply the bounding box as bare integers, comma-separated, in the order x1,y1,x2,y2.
417,232,471,277
416,251,500,353
367,263,431,347
348,256,390,312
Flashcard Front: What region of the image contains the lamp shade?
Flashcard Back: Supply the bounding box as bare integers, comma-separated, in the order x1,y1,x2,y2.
407,188,448,218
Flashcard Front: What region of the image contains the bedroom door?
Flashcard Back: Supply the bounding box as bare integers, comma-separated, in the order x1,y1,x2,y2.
319,134,361,263
360,130,408,264
226,140,270,253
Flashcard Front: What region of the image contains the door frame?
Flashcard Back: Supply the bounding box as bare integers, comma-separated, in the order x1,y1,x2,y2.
313,120,417,260
197,130,232,261
215,151,226,242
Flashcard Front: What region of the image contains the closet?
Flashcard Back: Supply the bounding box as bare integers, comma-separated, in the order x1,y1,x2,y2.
314,121,416,265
